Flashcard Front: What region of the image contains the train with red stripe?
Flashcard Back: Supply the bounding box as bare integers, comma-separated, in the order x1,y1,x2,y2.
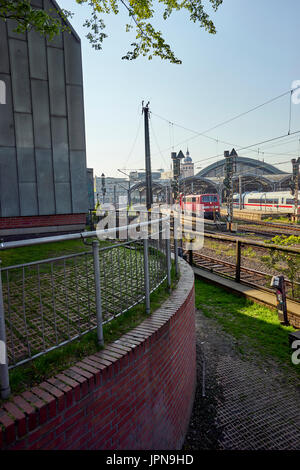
233,191,300,213
179,193,220,219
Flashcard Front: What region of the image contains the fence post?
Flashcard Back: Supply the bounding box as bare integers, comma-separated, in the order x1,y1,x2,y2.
188,249,193,266
166,237,171,290
235,240,241,283
0,261,10,399
143,239,151,314
92,241,104,346
174,238,179,277
159,209,163,250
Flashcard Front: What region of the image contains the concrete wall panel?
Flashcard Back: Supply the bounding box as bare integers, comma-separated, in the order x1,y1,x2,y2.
0,21,9,73
28,30,47,80
63,32,83,85
47,47,67,116
55,182,72,214
16,148,37,185
31,79,51,149
35,149,55,214
14,114,36,184
14,113,34,148
31,0,43,7
44,0,63,48
19,182,38,216
66,85,85,150
0,148,19,217
0,74,15,147
9,39,31,113
70,151,88,212
7,20,26,40
51,117,70,183
0,2,88,222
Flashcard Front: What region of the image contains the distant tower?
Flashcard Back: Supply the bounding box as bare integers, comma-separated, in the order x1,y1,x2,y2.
181,148,194,178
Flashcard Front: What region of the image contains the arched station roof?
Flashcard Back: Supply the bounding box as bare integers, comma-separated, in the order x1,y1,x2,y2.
197,156,285,177
179,176,219,194
232,174,274,192
130,181,166,194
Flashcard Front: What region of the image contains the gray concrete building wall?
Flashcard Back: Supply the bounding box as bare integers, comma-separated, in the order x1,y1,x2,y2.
0,0,88,219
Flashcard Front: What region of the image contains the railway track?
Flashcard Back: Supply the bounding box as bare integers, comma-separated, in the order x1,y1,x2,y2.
191,252,300,300
237,220,300,238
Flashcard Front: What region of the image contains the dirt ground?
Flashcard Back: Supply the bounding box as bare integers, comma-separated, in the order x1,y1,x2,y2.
183,308,300,450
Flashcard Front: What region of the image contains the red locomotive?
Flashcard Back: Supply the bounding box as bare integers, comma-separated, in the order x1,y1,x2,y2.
179,193,220,219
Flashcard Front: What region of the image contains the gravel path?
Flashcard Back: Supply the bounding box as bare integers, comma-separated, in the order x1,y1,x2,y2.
183,308,300,450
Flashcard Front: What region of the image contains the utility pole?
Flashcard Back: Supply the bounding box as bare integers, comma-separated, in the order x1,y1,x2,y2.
142,102,153,210
291,158,300,221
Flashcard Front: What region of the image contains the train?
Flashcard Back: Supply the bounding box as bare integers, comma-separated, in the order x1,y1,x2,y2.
233,191,300,214
179,193,220,219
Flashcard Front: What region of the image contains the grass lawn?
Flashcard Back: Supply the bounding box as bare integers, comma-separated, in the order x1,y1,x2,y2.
194,279,299,377
0,239,95,268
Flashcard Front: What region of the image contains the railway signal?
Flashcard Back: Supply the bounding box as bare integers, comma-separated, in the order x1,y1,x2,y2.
171,150,184,202
223,149,237,231
291,158,300,221
101,173,106,204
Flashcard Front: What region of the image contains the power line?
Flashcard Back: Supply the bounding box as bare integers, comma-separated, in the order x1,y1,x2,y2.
122,114,143,169
150,86,300,158
192,130,300,166
149,118,169,169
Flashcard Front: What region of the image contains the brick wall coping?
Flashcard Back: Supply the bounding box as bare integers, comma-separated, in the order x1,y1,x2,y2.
0,257,195,450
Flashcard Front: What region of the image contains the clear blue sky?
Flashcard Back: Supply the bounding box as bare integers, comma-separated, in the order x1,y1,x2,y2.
58,0,300,177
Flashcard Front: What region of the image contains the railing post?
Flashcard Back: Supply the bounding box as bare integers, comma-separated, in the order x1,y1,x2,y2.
117,209,120,240
166,237,171,290
188,249,193,266
92,241,104,346
143,238,151,314
159,209,163,250
174,238,179,277
0,261,10,399
235,240,241,283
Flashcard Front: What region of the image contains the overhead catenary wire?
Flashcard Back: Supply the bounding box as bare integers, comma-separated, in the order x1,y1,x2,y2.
121,114,143,169
150,86,300,160
192,130,300,166
128,86,300,171
149,118,169,169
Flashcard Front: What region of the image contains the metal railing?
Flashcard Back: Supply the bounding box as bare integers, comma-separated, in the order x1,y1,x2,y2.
193,232,300,301
0,211,175,399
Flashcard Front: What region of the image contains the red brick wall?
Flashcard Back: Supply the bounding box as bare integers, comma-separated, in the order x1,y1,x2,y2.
0,214,86,229
0,260,196,450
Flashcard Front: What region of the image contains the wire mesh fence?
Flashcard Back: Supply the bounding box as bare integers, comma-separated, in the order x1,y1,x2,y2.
0,211,174,398
0,238,168,370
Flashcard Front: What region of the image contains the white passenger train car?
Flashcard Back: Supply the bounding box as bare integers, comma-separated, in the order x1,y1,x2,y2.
233,191,300,213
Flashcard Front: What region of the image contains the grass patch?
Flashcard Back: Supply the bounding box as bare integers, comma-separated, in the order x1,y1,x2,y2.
194,279,299,376
2,262,179,402
0,239,92,268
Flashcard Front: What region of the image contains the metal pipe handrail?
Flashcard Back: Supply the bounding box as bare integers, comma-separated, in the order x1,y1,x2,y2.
0,213,170,251
203,232,300,255
178,228,300,255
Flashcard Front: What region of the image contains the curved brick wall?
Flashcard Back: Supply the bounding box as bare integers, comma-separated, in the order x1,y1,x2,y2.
0,259,195,450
